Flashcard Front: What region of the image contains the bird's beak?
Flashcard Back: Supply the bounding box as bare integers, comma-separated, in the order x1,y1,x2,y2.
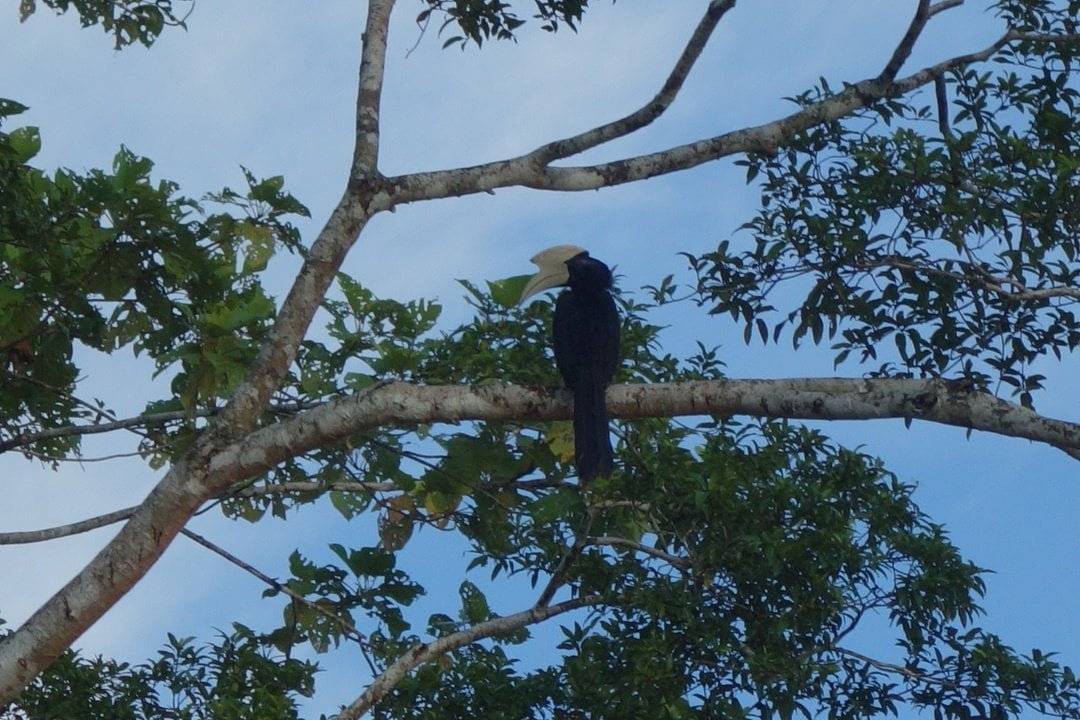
518,244,586,304
520,267,569,303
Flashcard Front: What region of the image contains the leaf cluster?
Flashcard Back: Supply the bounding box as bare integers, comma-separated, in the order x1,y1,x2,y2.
206,279,1076,720
1,621,317,719
687,5,1079,405
17,0,191,48
0,102,309,459
417,0,593,49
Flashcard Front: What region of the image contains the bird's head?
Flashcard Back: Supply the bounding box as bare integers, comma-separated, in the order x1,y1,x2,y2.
518,244,590,303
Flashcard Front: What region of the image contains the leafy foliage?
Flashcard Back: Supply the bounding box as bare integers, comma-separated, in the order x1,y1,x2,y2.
3,1,1079,718
1,621,317,719
687,1,1080,406
416,0,592,48
0,100,309,460
16,0,191,48
1,118,1075,717
169,280,1079,720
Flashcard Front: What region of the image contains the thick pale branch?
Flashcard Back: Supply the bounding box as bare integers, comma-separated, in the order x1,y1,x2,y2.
352,0,396,176
214,2,407,428
0,1,397,700
210,378,1080,484
375,0,736,207
526,30,1080,191
338,596,602,719
6,377,1076,549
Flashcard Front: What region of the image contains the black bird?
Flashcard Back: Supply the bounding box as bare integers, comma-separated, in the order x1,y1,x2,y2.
520,245,620,481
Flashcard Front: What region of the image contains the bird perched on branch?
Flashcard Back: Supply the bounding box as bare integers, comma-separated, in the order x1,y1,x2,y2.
520,245,619,482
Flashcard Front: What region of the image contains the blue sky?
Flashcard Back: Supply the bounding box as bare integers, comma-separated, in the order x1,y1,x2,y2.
1,1,1077,717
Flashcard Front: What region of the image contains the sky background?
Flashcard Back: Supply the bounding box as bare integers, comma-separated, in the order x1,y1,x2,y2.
1,1,1077,717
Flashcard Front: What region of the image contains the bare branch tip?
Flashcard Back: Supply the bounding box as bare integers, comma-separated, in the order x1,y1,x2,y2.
928,0,964,17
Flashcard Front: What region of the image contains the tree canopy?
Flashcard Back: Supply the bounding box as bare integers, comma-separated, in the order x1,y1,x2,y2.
2,1,1079,718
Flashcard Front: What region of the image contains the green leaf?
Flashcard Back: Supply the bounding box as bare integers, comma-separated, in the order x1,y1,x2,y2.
8,126,41,161
240,222,275,273
0,98,29,120
458,580,492,624
486,274,532,308
342,546,395,577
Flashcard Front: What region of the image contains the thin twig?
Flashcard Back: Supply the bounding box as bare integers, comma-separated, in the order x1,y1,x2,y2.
0,401,313,454
0,481,398,546
834,646,960,690
181,528,358,635
179,528,378,674
0,506,139,545
535,509,595,608
22,450,144,464
587,535,690,569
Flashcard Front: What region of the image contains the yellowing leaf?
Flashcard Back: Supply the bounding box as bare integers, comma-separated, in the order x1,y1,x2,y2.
547,421,576,463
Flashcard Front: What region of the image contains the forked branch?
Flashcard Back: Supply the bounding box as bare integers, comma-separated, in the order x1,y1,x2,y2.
532,0,736,163
0,0,399,703
382,19,1079,202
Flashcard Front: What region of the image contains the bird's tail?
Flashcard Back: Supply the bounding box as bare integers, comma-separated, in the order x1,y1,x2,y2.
573,371,613,482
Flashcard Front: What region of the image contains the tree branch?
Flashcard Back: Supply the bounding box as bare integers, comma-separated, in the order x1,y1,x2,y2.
381,27,1079,202
0,2,399,698
0,408,193,453
378,0,738,206
208,378,1080,485
0,399,327,455
531,0,735,164
879,0,931,81
0,506,139,545
535,510,595,608
352,0,396,177
179,528,368,646
0,481,396,546
587,536,690,569
833,646,960,690
858,255,1080,302
337,595,602,719
6,375,1077,549
928,0,964,17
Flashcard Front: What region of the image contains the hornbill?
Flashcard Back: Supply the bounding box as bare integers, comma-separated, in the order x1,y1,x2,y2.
519,245,620,482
